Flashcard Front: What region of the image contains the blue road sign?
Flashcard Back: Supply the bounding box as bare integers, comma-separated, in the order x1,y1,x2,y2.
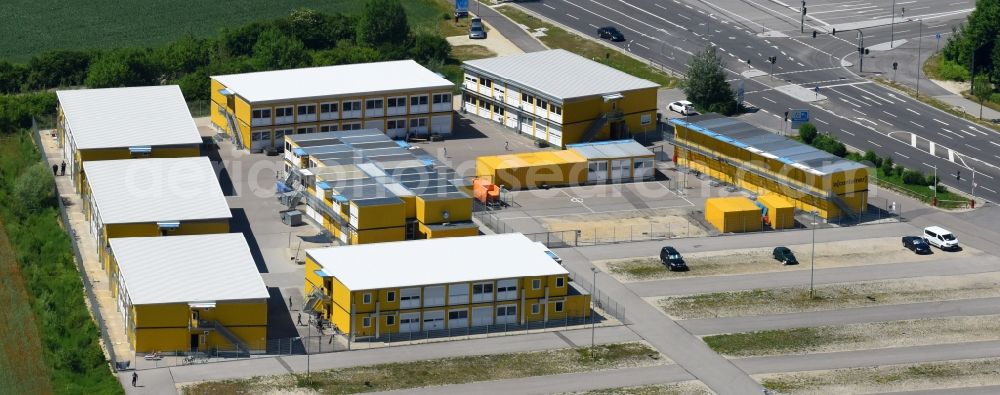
456,0,469,15
936,32,942,40
790,109,809,129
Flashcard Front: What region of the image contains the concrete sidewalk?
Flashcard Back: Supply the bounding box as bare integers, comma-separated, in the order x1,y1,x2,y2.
450,0,547,53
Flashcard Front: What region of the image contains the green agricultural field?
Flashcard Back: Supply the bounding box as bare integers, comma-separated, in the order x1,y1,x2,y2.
0,0,454,62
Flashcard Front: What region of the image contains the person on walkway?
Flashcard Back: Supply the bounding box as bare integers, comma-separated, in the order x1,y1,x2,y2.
504,141,509,151
52,164,58,175
288,296,293,309
297,313,302,326
60,161,66,176
131,371,138,387
443,147,448,157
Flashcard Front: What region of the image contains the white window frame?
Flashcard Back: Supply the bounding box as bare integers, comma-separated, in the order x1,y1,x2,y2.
556,277,565,288
362,292,372,304
423,285,446,307
320,124,338,133
496,279,518,301
342,100,362,119
448,284,469,305
362,316,371,327
251,108,272,126
410,95,429,114
532,279,541,290
386,291,396,302
320,102,339,121
531,303,540,315
296,126,315,134
555,301,564,312
400,287,421,309
472,282,494,303
387,96,407,116
275,106,294,124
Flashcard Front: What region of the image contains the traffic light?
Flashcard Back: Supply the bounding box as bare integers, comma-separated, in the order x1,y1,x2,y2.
892,62,898,70
768,56,777,64
812,30,817,38
784,111,789,122
832,28,836,36
864,48,870,55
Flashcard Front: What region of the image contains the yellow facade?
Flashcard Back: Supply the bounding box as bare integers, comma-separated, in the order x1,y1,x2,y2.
303,257,590,338
417,222,480,239
673,121,869,220
415,196,473,224
211,78,454,150
476,150,588,190
705,197,762,233
757,194,795,229
98,220,230,271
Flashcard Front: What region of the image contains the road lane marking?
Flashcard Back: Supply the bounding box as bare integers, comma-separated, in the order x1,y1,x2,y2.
940,128,964,139
868,140,883,147
907,108,920,115
567,14,579,20
964,143,981,151
882,110,897,118
933,118,949,126
815,118,828,125
840,129,855,136
991,141,1000,148
761,97,776,103
909,121,924,128
544,3,556,9
895,151,910,159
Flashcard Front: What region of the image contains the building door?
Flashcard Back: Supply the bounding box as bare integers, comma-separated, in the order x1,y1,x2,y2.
399,313,420,333
611,159,630,181
422,310,445,331
190,334,200,350
609,121,628,140
471,306,493,327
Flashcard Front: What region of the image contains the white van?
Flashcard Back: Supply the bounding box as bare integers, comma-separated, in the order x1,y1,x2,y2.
922,226,959,250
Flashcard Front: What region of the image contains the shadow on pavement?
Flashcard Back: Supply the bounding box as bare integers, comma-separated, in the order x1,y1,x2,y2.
230,208,268,273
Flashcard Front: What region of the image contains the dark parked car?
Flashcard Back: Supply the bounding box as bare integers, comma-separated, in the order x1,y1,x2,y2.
660,246,688,271
902,236,932,254
772,246,799,265
597,26,625,42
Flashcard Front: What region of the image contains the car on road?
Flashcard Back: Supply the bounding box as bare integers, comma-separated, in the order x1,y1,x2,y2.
469,17,486,39
668,100,697,116
772,246,798,265
902,236,932,254
659,246,688,271
923,226,959,251
597,26,625,42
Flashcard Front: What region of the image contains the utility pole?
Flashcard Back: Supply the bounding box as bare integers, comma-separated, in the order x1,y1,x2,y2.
916,19,923,96
810,210,817,299
892,62,898,82
857,30,866,73
768,56,777,81
590,267,598,358
890,0,897,48
933,164,938,198
800,1,806,34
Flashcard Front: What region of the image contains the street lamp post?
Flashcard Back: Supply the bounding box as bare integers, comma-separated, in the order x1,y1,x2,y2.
590,267,598,358
800,1,806,34
306,314,312,383
890,0,897,48
810,210,817,298
857,30,866,73
916,19,923,96
933,165,938,198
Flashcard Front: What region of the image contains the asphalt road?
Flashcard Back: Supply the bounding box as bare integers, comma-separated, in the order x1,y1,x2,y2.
678,296,1000,335
514,0,1000,204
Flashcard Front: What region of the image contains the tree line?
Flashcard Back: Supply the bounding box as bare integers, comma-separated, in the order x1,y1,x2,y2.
0,0,451,131
940,0,998,92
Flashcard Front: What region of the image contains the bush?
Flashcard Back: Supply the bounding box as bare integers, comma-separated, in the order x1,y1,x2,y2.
799,123,817,145
936,58,971,81
880,156,894,176
893,163,905,177
252,28,312,71
926,174,939,187
85,48,160,88
25,50,93,90
812,134,846,157
11,162,54,216
902,169,927,185
863,150,881,168
0,92,57,132
356,0,411,47
410,33,450,64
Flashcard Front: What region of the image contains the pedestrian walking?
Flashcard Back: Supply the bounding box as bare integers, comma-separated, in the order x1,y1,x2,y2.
52,164,58,175
297,313,302,326
288,296,293,309
504,141,509,151
60,161,66,176
957,170,961,180
131,371,138,387
443,147,448,157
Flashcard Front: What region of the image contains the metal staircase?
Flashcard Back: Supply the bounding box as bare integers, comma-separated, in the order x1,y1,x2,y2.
213,321,250,355
580,110,623,142
829,194,857,221
223,111,244,150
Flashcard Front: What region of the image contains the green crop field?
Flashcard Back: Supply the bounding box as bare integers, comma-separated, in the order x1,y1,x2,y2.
0,0,453,62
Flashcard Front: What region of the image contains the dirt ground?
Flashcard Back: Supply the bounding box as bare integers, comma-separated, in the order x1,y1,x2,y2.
570,380,712,395
755,358,1000,395
542,208,707,244
596,237,984,282
708,315,1000,357
656,272,1000,320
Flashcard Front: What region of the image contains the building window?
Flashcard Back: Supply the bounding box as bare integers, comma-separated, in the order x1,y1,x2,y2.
363,293,372,304
532,303,540,314
555,301,564,312
496,279,517,301
320,124,338,132
536,98,548,109
362,317,371,327
274,129,286,141
532,279,541,290
297,104,316,115
472,282,494,303
634,161,646,169
344,122,362,131
387,119,406,130
321,102,338,114
410,95,428,106
448,310,468,321
556,277,565,287
297,126,315,134
343,101,360,111
400,287,421,309
252,108,271,119
448,285,469,305
432,93,451,104
386,315,396,325
365,99,383,110
641,113,652,125
387,97,406,108
409,118,427,129
553,105,562,115
480,77,492,88
275,106,294,124
497,305,516,318
386,291,396,302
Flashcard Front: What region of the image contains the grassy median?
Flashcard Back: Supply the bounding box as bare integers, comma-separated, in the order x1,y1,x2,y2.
183,342,663,394
759,358,1000,394
495,6,679,88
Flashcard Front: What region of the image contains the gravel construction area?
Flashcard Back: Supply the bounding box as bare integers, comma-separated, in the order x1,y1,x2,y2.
756,358,1000,395
703,315,1000,357
656,272,1000,319
596,237,982,282
571,381,712,395
541,208,707,244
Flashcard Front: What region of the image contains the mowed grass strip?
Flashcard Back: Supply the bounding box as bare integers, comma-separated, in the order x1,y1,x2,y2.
0,218,52,394
450,45,497,62
704,315,1000,357
576,381,712,395
0,0,454,62
658,273,1000,319
496,6,679,88
183,343,662,394
759,358,1000,394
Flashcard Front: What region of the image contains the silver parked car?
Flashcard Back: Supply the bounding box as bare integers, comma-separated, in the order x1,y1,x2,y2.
469,17,487,39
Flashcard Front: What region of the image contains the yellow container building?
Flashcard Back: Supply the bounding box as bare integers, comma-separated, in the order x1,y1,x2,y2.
107,234,269,353
670,114,869,220
282,130,477,245
56,86,203,192
462,50,659,147
757,194,796,229
476,140,655,189
303,233,591,338
82,157,233,271
210,61,455,152
705,196,763,233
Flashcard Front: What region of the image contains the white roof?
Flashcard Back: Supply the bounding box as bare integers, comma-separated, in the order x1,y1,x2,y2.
463,49,660,101
57,86,202,150
110,234,268,305
307,233,569,290
83,157,232,224
211,60,454,103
